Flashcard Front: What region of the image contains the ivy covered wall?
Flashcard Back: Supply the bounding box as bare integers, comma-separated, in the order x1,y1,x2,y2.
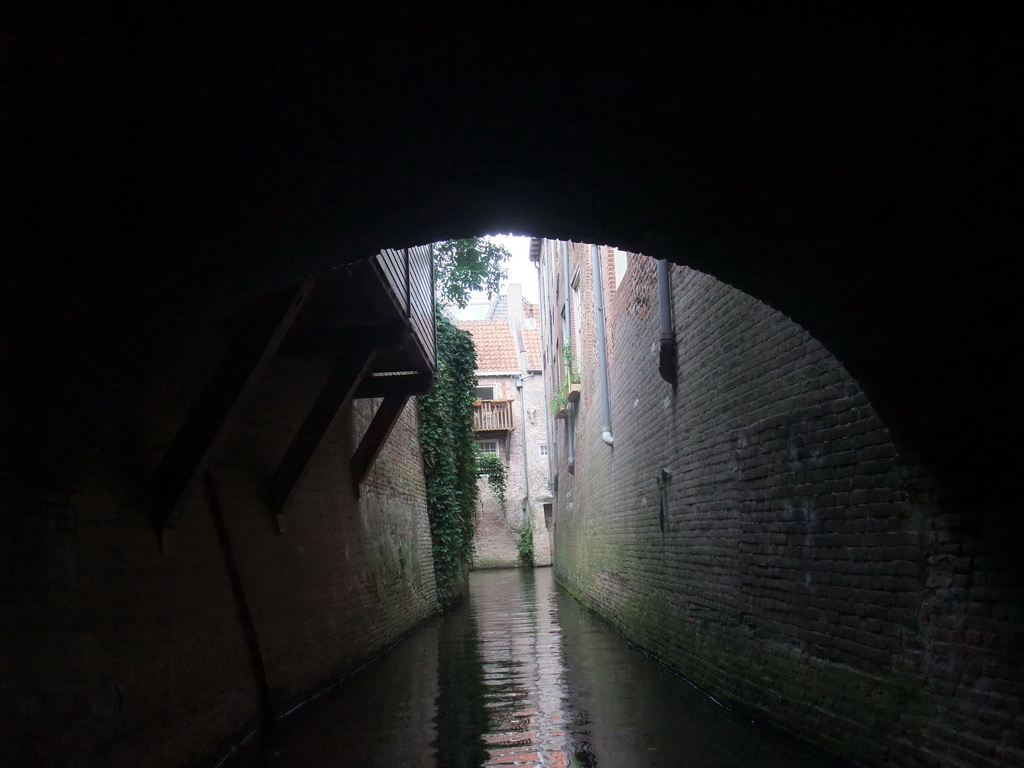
417,311,480,606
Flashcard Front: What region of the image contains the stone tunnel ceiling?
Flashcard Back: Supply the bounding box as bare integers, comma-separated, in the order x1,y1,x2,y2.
4,8,1021,519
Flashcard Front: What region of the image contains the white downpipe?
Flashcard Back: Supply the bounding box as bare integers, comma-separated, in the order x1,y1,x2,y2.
590,244,614,447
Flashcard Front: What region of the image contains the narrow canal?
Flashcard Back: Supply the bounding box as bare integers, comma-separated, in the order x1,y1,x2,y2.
239,568,840,767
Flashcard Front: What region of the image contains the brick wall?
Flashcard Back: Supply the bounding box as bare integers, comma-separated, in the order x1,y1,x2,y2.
3,320,438,767
544,244,1023,768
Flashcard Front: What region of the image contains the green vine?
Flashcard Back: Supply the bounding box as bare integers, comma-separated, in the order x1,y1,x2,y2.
516,514,535,565
476,453,507,513
417,310,479,607
551,382,569,417
551,345,581,416
563,345,581,384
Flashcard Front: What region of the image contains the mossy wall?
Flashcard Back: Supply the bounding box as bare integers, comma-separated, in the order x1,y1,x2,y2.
547,247,1023,768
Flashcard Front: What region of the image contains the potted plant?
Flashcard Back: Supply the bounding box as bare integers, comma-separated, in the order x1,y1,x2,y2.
551,379,569,418
563,346,581,403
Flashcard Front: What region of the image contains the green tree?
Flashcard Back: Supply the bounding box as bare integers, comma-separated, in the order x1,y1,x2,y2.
433,238,512,308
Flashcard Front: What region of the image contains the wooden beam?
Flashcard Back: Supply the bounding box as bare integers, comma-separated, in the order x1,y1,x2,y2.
350,394,410,497
278,321,408,357
152,278,315,535
269,347,377,515
354,371,433,399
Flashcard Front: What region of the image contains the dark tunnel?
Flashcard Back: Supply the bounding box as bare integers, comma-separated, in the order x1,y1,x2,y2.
3,7,1022,767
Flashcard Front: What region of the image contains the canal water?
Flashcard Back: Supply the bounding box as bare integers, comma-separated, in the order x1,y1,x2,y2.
240,568,838,767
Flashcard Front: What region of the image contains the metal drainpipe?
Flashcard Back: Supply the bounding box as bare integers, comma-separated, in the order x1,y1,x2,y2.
516,375,530,503
566,401,576,473
537,244,557,490
591,244,614,446
562,240,580,467
658,259,677,387
562,241,571,349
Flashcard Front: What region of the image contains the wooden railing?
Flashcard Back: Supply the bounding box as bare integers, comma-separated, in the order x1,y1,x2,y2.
473,399,514,431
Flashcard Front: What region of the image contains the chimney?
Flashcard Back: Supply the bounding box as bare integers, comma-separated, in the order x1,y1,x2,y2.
506,283,529,371
507,283,522,320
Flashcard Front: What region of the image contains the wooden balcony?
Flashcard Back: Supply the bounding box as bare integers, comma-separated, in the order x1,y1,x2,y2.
473,399,514,431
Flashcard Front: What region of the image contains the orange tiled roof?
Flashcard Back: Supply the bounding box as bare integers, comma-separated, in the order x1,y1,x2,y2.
523,327,541,370
454,319,520,371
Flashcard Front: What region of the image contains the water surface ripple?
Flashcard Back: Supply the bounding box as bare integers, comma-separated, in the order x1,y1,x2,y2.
242,568,837,767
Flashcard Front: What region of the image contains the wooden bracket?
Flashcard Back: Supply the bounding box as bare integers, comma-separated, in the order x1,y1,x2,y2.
160,527,176,554
269,346,377,515
151,278,315,532
350,394,410,497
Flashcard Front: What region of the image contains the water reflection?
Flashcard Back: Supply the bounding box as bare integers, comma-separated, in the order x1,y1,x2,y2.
434,572,487,766
463,569,574,767
238,568,838,767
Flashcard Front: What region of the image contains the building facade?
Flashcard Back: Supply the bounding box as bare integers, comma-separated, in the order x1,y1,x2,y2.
455,284,553,568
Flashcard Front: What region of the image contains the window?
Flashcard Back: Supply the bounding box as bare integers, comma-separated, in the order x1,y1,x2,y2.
475,386,495,401
477,439,499,456
538,443,549,458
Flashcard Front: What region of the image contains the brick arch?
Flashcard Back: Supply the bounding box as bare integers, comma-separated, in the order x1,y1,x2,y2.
4,0,1021,662
7,5,1019,514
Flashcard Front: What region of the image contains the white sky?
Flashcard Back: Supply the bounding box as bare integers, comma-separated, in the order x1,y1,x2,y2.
491,234,538,303
452,234,538,320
